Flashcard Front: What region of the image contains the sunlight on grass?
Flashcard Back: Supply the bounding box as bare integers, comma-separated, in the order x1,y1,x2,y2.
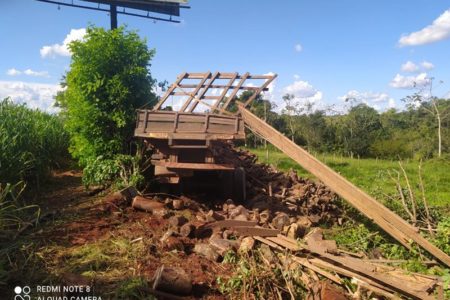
247,147,450,207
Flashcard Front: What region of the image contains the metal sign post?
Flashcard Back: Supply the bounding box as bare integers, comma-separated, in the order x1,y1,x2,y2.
36,0,190,29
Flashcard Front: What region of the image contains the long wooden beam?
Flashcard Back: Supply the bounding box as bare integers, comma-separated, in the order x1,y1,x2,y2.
238,104,450,268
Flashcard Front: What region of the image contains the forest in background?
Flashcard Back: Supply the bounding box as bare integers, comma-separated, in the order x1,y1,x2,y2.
244,92,450,160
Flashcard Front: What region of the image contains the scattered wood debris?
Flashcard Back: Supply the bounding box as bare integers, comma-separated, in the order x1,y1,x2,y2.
121,140,446,299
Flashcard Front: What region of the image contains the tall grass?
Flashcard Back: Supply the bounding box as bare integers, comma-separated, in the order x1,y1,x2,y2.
0,98,69,185
0,98,67,239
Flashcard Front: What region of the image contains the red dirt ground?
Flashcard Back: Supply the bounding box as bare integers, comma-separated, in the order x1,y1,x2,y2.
24,170,233,299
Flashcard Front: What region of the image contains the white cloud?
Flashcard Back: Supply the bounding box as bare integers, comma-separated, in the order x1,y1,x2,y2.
389,72,430,89
294,43,303,52
23,69,49,77
400,60,434,73
293,74,300,80
338,90,393,104
6,68,21,76
398,9,450,46
421,61,434,70
338,90,396,111
7,68,49,77
0,80,62,113
282,79,323,109
401,61,419,73
40,28,86,58
388,98,396,109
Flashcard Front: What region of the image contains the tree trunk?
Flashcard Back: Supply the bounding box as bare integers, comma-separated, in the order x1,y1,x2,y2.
432,100,442,157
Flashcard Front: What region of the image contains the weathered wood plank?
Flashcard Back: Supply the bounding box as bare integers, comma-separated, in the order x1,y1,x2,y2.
238,104,450,268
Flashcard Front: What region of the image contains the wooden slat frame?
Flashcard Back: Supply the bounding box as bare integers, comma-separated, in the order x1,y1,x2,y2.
188,71,219,112
220,72,250,114
179,71,211,112
243,74,277,108
211,72,237,113
153,72,187,110
152,72,276,115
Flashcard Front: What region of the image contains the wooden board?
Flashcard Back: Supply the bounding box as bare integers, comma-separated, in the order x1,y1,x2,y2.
255,234,440,300
134,110,245,140
238,104,450,268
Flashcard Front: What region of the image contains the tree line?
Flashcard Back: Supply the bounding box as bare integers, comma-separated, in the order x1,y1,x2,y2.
244,91,450,160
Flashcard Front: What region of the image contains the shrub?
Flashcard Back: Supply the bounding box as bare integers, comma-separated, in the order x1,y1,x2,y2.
57,26,157,172
82,149,149,189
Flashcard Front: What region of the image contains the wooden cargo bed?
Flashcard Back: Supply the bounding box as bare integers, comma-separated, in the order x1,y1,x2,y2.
135,110,245,141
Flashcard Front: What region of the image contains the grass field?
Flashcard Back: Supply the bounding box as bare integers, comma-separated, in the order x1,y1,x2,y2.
247,147,450,208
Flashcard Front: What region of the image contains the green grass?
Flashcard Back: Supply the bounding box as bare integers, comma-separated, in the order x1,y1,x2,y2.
247,147,450,208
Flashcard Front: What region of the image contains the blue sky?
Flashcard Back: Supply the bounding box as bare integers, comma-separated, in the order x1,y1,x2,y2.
1,0,450,113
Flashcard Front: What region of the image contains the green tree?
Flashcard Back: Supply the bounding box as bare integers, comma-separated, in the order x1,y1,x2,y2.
282,93,300,142
336,104,382,157
299,110,335,152
404,90,449,157
57,26,157,168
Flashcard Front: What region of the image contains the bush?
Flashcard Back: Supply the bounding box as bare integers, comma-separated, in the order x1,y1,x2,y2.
0,98,69,185
434,217,450,255
82,151,149,190
57,26,157,172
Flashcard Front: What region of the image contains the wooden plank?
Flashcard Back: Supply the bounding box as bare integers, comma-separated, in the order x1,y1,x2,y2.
153,72,187,110
186,72,234,79
289,256,343,285
211,73,238,113
312,253,438,299
233,226,280,237
178,84,268,91
256,236,402,299
306,257,399,296
204,220,258,228
221,72,250,113
266,236,301,251
238,104,450,268
243,74,277,108
151,161,235,170
180,72,211,112
188,71,220,112
254,236,284,251
136,132,245,140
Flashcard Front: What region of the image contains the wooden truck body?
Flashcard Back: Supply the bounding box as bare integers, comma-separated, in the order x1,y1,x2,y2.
134,72,276,199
